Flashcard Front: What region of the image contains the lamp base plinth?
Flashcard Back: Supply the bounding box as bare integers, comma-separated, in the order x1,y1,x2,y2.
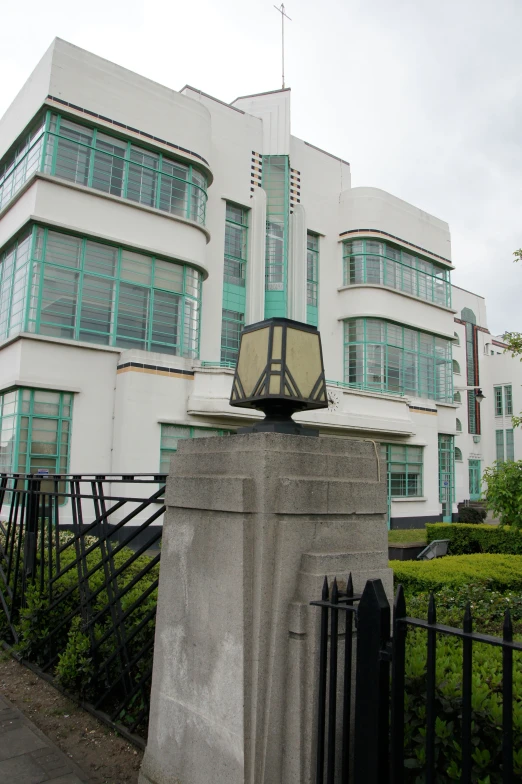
238,420,318,437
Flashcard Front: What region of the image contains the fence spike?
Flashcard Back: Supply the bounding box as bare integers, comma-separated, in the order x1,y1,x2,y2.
393,583,406,620
322,575,329,601
331,577,339,603
346,572,353,598
428,592,436,625
503,608,513,642
463,601,473,633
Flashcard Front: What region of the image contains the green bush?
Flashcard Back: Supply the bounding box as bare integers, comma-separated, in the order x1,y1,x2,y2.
391,554,522,594
458,506,487,524
426,523,522,556
483,460,522,529
403,629,522,782
397,583,522,781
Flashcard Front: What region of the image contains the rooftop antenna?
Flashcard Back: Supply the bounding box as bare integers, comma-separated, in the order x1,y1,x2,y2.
273,3,291,89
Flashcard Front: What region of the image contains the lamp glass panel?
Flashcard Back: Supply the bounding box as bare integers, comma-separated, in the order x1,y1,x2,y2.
236,326,270,397
272,326,283,359
269,374,281,394
285,328,324,399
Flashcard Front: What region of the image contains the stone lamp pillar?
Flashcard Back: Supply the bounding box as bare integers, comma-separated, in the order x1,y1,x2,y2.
139,432,392,784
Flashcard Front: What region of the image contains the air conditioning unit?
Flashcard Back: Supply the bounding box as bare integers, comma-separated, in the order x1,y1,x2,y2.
473,435,481,443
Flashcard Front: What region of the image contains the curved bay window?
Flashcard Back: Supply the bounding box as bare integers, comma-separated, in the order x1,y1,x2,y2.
0,112,208,225
342,238,451,307
0,226,201,357
343,318,453,401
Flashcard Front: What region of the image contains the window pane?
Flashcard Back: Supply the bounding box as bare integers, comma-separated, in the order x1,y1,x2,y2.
92,133,126,196
117,283,148,348
151,290,181,353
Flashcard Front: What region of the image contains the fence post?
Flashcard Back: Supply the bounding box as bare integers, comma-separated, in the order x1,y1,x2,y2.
353,578,391,784
24,477,40,579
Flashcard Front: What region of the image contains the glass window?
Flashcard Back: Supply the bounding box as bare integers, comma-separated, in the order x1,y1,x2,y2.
0,118,46,211
496,430,505,462
381,444,423,497
12,226,202,357
343,318,453,401
494,386,503,416
220,309,244,366
306,232,319,326
455,447,463,461
454,391,461,404
224,203,248,286
36,112,208,224
456,418,462,432
468,390,477,435
342,238,451,307
506,429,515,461
502,387,512,416
454,331,460,345
453,360,460,374
0,388,72,476
159,424,232,474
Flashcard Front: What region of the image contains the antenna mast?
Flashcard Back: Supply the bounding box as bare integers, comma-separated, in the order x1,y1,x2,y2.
273,3,291,89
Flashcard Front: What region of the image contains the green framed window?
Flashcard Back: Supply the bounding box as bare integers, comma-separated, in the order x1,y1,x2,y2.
0,388,72,475
505,386,513,416
221,203,248,365
263,155,289,318
496,429,505,462
343,318,453,401
0,225,202,357
456,418,462,432
159,424,232,473
380,444,423,497
306,232,319,326
454,391,461,403
506,429,515,461
455,447,463,461
224,203,248,286
0,118,46,212
342,238,451,307
452,360,460,374
438,434,455,513
494,386,503,416
0,111,208,224
468,390,477,435
220,309,244,365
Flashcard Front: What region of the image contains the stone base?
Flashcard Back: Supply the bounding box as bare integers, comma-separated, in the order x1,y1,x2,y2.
140,433,391,784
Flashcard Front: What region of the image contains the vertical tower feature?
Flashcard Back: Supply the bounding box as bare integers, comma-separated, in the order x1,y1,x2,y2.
221,203,248,365
262,155,289,318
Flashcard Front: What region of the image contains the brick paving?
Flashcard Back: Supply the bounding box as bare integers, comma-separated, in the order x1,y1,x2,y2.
0,693,91,783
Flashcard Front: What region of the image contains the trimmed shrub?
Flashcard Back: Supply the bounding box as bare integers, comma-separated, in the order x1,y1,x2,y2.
458,506,487,524
390,554,522,594
426,523,522,556
483,460,522,529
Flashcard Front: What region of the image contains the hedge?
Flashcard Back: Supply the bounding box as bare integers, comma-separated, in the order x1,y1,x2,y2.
391,554,522,594
426,523,522,555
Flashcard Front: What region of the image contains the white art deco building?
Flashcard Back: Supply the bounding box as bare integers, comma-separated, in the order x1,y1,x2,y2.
0,38,520,528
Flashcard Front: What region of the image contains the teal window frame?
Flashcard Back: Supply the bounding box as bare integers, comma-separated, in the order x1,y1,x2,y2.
0,110,208,224
456,418,462,432
0,225,202,357
438,433,455,505
455,447,463,461
263,155,290,318
468,390,477,435
306,232,319,326
342,238,451,307
452,360,460,374
494,386,503,416
0,116,46,212
496,429,505,462
221,203,248,365
220,309,245,366
505,385,513,416
0,388,72,477
381,444,423,498
159,424,232,473
454,391,461,403
506,429,515,461
343,318,453,401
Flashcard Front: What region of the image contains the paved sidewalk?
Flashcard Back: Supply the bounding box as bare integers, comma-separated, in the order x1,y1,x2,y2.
0,693,91,783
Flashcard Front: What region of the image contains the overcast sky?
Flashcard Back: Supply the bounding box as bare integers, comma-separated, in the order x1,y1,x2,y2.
1,0,521,335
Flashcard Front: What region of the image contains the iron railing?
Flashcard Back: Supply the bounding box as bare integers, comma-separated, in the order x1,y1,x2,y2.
312,576,522,783
0,473,166,739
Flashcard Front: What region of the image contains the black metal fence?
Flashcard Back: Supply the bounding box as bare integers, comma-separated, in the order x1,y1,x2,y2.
0,473,166,740
312,576,522,784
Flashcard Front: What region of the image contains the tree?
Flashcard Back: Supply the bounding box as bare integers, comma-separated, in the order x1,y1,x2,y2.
482,460,522,528
503,249,522,427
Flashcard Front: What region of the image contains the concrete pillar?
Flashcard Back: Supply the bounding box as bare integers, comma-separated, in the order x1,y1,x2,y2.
139,433,392,784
